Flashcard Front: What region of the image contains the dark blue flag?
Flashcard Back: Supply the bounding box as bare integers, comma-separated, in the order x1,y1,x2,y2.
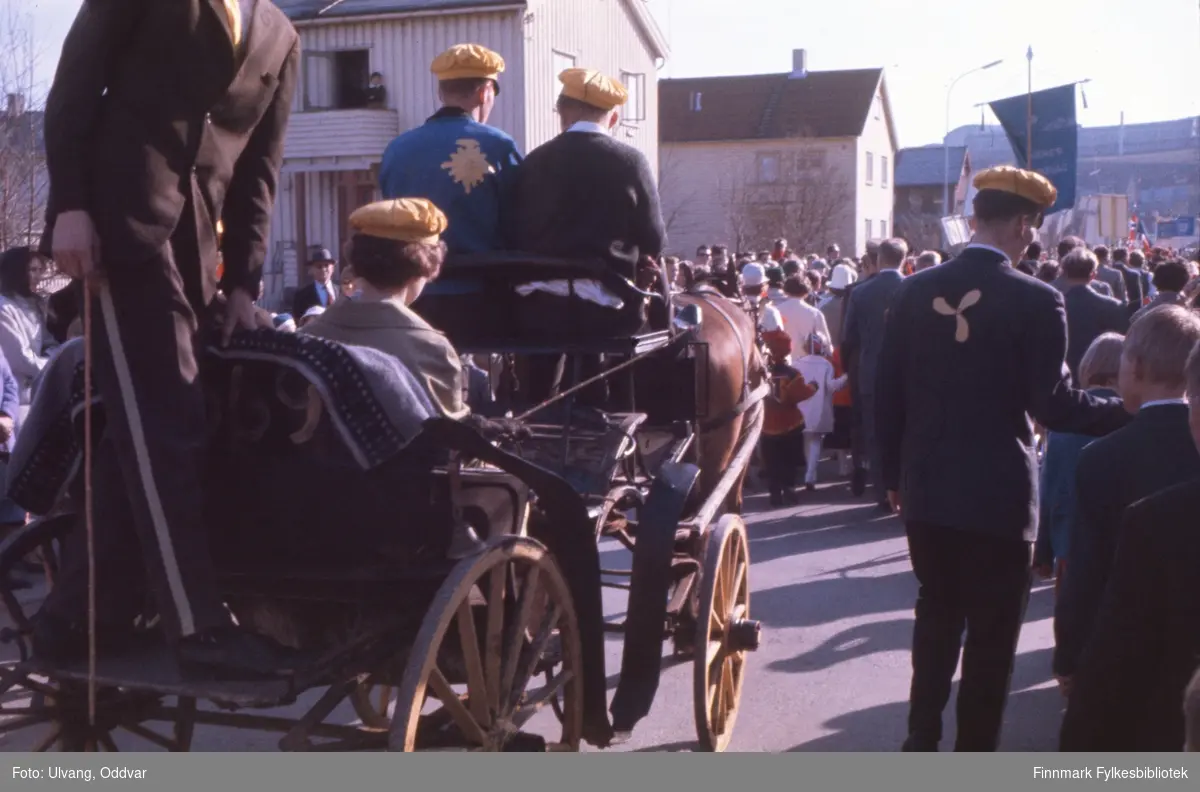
988,84,1078,214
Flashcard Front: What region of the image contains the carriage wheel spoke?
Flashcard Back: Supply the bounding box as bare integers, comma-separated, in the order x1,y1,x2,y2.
706,640,724,675
455,600,490,727
509,604,560,713
427,668,487,746
500,566,541,708
511,668,574,729
376,685,393,718
484,565,507,717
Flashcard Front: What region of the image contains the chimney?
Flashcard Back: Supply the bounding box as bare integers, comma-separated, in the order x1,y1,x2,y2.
790,49,807,79
5,94,23,117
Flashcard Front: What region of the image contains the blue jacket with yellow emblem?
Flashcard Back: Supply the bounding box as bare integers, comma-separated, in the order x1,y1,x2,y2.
379,107,522,254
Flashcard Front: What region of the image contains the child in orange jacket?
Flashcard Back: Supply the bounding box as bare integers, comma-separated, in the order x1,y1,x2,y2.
760,331,818,506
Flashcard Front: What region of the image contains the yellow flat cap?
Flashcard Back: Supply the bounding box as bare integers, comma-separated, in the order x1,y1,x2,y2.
973,166,1058,210
559,68,628,111
431,44,505,83
349,198,448,245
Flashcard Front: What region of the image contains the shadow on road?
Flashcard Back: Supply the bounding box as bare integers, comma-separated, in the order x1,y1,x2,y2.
785,644,1063,751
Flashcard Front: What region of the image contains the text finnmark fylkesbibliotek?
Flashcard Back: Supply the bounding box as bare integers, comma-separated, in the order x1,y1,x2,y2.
1034,766,1188,782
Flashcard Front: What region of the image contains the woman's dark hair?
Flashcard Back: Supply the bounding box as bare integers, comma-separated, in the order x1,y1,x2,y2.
782,275,810,298
0,246,38,298
347,234,447,291
1152,260,1190,293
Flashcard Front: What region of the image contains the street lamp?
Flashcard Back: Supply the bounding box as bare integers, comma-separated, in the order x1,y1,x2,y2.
944,59,1004,215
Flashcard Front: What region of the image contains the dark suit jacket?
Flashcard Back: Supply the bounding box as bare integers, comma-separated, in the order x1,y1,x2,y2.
292,281,340,319
1119,265,1151,313
1095,264,1127,303
508,130,665,281
1053,403,1200,677
1062,283,1128,382
842,268,903,396
40,0,300,306
1059,476,1200,750
875,246,1130,541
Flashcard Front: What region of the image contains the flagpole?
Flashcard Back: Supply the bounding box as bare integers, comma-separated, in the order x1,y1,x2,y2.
1026,46,1033,166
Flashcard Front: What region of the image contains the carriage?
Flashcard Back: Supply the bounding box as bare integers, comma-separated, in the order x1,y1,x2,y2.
0,254,766,753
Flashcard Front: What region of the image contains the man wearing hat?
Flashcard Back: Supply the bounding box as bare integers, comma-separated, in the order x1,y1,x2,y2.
819,262,857,348
874,166,1131,752
509,67,666,403
34,0,304,676
292,247,340,318
378,44,522,254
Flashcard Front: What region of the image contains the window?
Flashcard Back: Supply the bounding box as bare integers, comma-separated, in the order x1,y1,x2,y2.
304,49,372,110
880,219,888,238
621,72,647,122
757,153,780,184
865,152,874,185
690,91,703,111
552,50,577,106
881,155,889,187
865,219,872,241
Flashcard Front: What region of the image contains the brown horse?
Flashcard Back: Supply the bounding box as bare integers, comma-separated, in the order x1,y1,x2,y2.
672,287,767,515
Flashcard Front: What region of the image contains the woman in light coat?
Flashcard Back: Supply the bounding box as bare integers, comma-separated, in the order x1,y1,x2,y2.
0,247,55,423
794,332,848,490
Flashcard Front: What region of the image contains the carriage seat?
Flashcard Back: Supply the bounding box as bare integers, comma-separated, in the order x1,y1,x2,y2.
412,251,672,356
6,331,532,574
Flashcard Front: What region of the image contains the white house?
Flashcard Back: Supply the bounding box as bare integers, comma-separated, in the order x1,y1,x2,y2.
658,50,898,259
265,0,669,308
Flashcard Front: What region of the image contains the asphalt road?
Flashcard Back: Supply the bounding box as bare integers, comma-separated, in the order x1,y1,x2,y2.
0,474,1064,753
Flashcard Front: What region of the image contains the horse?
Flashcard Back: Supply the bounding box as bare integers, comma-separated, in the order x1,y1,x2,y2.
671,286,767,516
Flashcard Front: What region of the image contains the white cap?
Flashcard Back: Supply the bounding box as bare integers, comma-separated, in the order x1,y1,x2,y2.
828,263,858,290
741,262,766,286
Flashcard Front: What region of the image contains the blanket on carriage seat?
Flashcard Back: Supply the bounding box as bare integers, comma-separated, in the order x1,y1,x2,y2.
8,329,441,516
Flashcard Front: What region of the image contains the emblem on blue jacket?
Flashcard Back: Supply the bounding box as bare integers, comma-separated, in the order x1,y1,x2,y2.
933,289,982,343
442,139,496,194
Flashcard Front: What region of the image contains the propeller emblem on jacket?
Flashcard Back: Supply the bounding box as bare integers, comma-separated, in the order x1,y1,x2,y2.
933,289,982,343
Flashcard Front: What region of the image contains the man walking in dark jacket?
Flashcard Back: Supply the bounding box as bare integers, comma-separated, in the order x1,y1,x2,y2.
875,166,1130,752
1057,247,1128,382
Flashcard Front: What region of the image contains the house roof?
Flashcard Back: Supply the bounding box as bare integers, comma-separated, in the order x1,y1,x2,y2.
276,0,524,22
660,68,885,144
276,0,669,58
895,146,967,187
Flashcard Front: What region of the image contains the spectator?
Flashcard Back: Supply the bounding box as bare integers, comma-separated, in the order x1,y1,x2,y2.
819,262,857,348
803,269,823,306
1054,305,1200,697
1092,244,1128,304
1059,330,1200,751
1035,260,1060,284
1131,259,1189,323
1057,235,1086,260
1124,250,1153,312
843,237,907,511
1057,247,1128,383
914,250,941,272
1017,240,1042,275
759,331,817,507
794,332,847,491
292,247,340,318
775,276,830,362
1034,332,1124,587
0,247,56,423
0,346,24,592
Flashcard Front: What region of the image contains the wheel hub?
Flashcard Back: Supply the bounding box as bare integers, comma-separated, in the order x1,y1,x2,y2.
727,618,761,652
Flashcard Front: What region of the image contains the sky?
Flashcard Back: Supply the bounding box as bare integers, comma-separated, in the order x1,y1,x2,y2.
23,0,1200,149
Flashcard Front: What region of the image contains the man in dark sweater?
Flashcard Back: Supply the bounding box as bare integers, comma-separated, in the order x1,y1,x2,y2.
510,67,665,281
510,67,666,405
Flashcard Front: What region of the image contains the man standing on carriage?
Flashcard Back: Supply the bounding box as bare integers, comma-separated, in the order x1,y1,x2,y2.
378,44,523,254
32,0,305,677
508,67,667,405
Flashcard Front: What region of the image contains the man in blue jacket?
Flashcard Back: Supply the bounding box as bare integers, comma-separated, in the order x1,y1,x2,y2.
378,44,522,254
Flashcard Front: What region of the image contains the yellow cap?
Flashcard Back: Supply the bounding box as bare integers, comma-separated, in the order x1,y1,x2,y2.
431,44,505,84
348,198,448,245
559,68,628,111
973,166,1058,210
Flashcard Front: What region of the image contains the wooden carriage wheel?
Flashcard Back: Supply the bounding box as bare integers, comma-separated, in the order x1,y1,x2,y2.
389,536,582,752
349,682,394,731
27,684,196,752
693,515,759,752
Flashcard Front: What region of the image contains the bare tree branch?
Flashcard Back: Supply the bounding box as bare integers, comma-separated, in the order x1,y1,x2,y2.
658,147,701,238
0,0,47,253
